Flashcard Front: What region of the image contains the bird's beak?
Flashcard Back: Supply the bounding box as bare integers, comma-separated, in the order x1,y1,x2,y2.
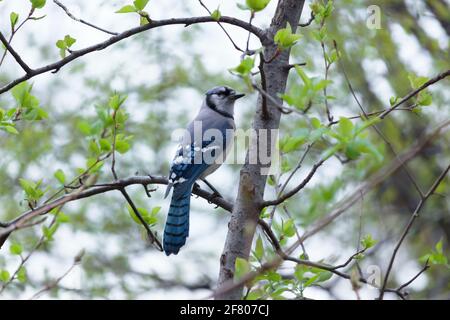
232,93,245,100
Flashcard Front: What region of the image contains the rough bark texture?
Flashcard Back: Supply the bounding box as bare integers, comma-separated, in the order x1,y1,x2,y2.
216,0,305,300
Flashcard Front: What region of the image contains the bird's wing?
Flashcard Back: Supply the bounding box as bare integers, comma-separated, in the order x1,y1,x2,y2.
164,108,235,199
164,138,220,199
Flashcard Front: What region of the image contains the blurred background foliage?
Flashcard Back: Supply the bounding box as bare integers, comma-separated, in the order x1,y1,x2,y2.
0,0,449,299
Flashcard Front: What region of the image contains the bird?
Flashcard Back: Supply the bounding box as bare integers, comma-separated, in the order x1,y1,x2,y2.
163,86,245,256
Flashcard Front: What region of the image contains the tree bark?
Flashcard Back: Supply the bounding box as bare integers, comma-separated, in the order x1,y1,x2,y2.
216,0,305,300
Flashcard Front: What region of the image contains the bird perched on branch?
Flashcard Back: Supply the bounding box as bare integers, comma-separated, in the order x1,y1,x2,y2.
163,86,245,255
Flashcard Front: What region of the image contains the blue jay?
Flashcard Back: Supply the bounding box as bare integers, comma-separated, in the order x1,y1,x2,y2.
163,86,245,255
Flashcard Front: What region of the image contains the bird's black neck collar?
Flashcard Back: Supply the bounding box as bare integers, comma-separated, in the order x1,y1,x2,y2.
206,96,234,120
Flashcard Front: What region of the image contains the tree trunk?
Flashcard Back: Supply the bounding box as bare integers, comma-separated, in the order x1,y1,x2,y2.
216,0,305,300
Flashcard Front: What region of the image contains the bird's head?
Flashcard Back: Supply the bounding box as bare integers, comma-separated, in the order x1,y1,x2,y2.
204,86,245,118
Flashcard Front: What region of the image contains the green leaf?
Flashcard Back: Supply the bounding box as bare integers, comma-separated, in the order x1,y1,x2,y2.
19,178,34,196
4,125,19,135
64,35,76,48
59,48,66,59
133,0,149,10
294,66,311,87
280,135,306,153
11,82,31,106
10,243,23,255
30,0,46,9
151,206,161,215
140,15,149,26
321,144,340,160
408,73,428,89
355,117,381,135
361,234,377,249
42,223,59,241
344,141,361,160
54,169,66,184
420,239,448,266
0,270,10,282
19,178,44,200
89,140,101,156
274,22,301,49
304,274,319,287
311,117,321,129
389,96,399,106
211,7,221,21
17,267,27,283
56,212,70,223
418,92,432,106
56,40,66,50
77,121,92,136
116,5,137,13
115,139,131,154
254,235,264,260
436,240,443,254
10,12,19,29
234,257,251,281
99,138,112,151
230,57,254,75
317,271,333,282
128,206,155,225
282,219,296,238
109,94,127,110
314,79,332,91
245,0,271,12
338,117,354,138
323,0,334,17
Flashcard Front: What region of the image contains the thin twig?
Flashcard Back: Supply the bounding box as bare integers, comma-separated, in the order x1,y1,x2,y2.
321,42,333,123
111,111,119,181
262,157,326,207
198,0,246,53
378,164,450,300
119,188,163,251
299,11,315,27
53,0,118,35
328,106,417,125
0,7,34,69
268,143,313,222
379,69,450,119
396,261,430,292
0,32,32,73
30,253,82,300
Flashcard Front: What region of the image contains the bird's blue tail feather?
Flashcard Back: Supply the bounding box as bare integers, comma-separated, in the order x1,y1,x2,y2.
163,188,191,255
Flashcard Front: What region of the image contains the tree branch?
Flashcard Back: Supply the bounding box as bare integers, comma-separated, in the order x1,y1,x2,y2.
299,11,315,27
198,0,247,53
216,0,306,300
0,16,266,95
0,175,234,249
